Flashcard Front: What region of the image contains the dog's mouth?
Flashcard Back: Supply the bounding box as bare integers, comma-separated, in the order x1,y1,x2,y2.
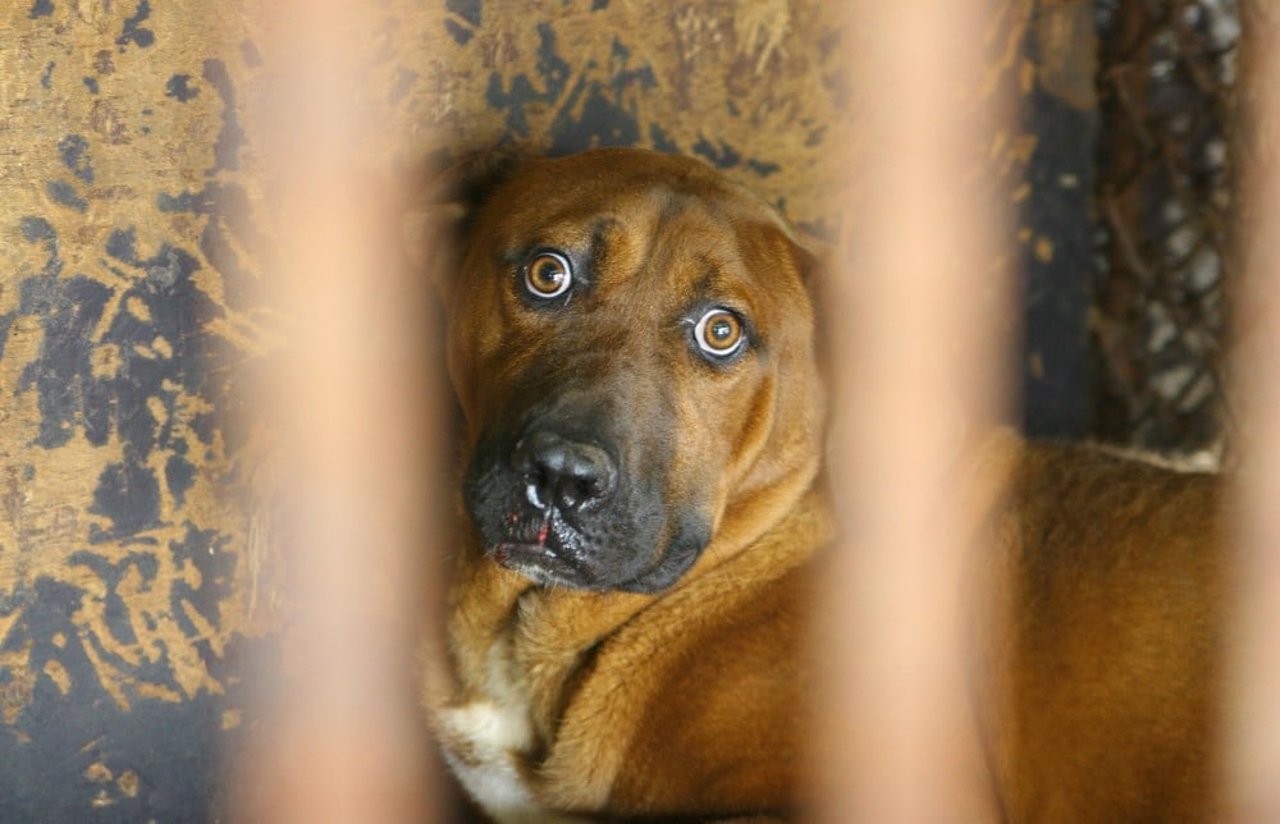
488,504,601,587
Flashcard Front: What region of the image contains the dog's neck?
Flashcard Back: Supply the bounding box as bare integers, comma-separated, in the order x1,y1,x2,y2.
425,462,830,818
432,459,831,727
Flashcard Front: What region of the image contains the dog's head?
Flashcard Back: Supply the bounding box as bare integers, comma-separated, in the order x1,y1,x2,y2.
412,149,825,593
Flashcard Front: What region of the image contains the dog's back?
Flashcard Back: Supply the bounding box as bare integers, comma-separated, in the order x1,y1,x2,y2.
989,441,1223,821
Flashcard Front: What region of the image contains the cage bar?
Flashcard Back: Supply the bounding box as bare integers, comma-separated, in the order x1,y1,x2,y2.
234,2,438,821
1224,3,1280,819
815,1,1017,820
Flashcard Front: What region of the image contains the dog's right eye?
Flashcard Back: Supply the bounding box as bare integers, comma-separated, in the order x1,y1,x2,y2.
693,307,747,359
524,251,573,299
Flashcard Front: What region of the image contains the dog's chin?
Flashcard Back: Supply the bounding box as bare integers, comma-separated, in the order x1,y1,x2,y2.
481,515,711,594
489,541,595,589
486,543,696,593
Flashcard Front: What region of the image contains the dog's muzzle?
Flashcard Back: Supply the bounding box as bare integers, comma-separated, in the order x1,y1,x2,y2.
463,417,707,593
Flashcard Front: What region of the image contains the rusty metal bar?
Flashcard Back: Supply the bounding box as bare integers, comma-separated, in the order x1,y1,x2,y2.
235,2,438,821
815,1,1016,820
1225,4,1280,820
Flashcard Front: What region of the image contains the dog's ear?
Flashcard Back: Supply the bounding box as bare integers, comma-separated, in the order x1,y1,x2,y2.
782,226,840,441
786,230,834,289
784,226,837,361
402,150,524,294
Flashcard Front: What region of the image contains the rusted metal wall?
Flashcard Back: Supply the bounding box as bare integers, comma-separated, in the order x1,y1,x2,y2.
1,3,272,820
0,1,1094,820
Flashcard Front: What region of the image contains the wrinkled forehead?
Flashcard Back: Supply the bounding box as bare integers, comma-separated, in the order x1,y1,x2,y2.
502,189,737,263
475,158,799,298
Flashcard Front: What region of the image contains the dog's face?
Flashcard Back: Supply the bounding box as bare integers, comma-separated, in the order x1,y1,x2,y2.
433,149,823,593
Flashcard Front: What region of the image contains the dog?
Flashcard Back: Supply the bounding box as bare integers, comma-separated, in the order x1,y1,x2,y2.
410,148,1224,822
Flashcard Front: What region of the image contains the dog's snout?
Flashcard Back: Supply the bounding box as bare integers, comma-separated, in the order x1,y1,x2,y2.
513,431,617,512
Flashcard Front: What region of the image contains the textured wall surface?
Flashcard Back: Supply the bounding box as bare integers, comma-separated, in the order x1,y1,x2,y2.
0,1,1094,820
1,2,272,821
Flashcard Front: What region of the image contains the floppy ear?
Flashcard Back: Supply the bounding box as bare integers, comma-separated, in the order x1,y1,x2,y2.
783,225,838,374
787,231,834,289
401,149,524,296
779,225,841,460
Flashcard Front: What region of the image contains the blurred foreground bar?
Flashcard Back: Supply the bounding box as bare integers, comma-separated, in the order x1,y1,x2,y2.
237,2,437,821
1226,4,1280,820
815,1,1016,821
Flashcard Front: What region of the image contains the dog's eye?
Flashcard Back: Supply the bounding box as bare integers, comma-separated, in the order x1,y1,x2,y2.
524,251,573,299
693,308,746,358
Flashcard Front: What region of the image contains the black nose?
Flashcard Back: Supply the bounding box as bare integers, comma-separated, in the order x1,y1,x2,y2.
512,431,617,512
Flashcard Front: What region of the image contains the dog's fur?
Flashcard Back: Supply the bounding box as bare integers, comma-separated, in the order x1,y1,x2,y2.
413,148,1224,822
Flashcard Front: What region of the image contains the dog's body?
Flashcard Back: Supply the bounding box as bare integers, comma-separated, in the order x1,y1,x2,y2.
417,148,1224,822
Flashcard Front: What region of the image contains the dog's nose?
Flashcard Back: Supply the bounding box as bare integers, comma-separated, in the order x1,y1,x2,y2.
512,431,617,511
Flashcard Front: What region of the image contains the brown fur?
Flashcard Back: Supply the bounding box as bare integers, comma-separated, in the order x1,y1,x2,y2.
992,443,1224,821
414,148,1224,822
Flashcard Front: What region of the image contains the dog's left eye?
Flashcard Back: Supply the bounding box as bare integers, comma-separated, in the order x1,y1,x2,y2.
524,251,573,299
693,308,746,358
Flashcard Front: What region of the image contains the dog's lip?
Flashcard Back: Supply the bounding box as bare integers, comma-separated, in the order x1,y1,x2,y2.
492,541,555,560
490,541,594,582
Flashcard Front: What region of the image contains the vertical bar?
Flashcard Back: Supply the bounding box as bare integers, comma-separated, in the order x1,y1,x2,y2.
1226,4,1280,820
816,1,1015,820
236,2,438,821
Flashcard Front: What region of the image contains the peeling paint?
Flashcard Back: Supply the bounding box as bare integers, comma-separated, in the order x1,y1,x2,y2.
116,1,155,51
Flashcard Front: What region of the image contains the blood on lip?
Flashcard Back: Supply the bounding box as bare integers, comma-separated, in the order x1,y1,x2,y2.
504,509,553,545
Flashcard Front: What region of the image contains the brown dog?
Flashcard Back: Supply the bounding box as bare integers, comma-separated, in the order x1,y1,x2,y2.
412,148,1224,822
